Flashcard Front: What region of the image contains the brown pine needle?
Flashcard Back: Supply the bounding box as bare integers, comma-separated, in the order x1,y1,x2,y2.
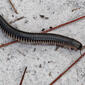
50,52,85,85
19,67,27,85
42,15,85,33
9,16,25,24
0,15,85,48
9,0,18,14
0,40,18,48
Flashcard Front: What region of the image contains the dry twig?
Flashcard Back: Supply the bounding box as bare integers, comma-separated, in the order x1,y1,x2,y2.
42,16,85,33
9,16,25,24
0,40,18,48
50,52,85,85
9,0,18,14
19,67,27,85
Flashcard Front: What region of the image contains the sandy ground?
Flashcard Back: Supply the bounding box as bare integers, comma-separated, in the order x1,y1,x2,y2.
0,0,85,85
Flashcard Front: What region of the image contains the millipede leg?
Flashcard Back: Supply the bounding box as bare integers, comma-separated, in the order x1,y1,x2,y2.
55,46,59,51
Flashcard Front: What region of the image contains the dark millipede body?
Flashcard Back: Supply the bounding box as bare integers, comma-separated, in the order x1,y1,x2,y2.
0,15,83,50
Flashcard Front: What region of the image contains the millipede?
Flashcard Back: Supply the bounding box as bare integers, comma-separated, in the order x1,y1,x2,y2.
0,15,84,51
